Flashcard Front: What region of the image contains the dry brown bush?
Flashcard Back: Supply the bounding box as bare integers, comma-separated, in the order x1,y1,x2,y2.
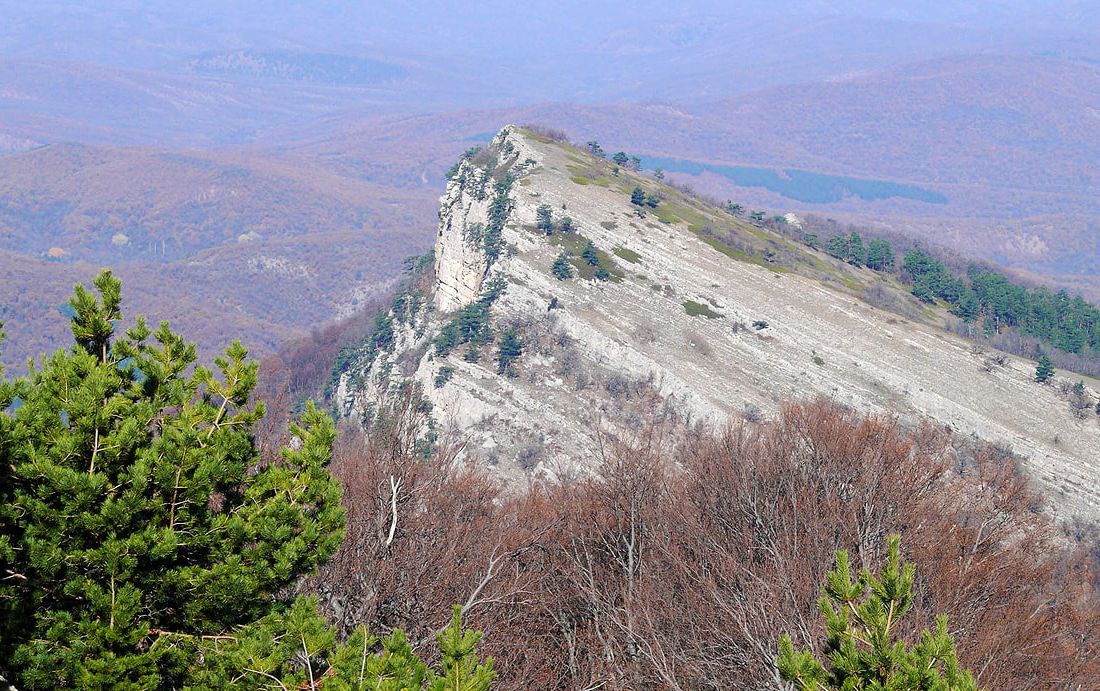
302,396,1100,689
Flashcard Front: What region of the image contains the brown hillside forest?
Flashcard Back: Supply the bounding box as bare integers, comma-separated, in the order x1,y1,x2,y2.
256,348,1100,688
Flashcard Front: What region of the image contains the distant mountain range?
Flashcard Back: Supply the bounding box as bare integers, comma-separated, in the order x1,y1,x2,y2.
189,50,407,85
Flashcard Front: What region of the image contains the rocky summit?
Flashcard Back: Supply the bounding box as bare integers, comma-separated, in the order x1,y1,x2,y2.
336,125,1099,520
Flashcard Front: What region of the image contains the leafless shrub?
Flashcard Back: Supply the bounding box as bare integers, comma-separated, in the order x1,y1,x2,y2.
521,123,570,143
516,434,545,470
300,395,1100,690
603,373,632,400
742,402,764,423
981,354,1007,372
574,370,592,391
668,180,694,195
556,344,581,379
554,326,573,351
943,317,1100,380
395,340,429,377
861,280,920,320
1068,382,1093,419
469,147,496,169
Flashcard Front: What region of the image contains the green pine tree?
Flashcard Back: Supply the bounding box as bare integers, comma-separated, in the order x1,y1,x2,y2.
187,595,435,690
582,240,600,266
552,253,574,280
866,238,894,271
777,536,982,691
427,606,496,691
464,343,481,363
186,595,494,690
495,328,523,375
1035,354,1055,383
435,321,460,356
847,232,866,267
0,272,499,690
825,235,850,261
536,204,554,234
0,271,349,689
630,186,646,206
911,278,938,304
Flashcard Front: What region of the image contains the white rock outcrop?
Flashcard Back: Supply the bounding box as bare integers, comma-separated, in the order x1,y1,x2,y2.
433,166,494,313
434,126,542,313
341,125,1100,520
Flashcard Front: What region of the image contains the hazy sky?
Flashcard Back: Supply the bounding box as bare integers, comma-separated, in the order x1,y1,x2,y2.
1,1,1097,146
3,1,1092,65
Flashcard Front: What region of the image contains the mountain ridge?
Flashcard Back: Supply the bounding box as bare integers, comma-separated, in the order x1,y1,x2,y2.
335,125,1100,521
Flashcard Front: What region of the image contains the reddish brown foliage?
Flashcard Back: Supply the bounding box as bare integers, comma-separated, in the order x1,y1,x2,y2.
305,397,1100,689
300,388,546,664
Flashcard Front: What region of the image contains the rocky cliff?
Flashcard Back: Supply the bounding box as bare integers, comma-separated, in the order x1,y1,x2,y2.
337,125,1100,520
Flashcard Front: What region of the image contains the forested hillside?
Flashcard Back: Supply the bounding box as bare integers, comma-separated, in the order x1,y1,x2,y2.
0,139,439,376
770,216,1100,376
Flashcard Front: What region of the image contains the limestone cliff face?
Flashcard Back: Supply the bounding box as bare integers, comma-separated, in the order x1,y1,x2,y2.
433,163,492,313
434,126,541,313
339,125,1100,520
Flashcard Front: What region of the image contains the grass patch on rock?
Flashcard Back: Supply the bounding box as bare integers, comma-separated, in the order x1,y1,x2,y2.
566,164,613,187
656,201,712,234
612,246,642,264
683,300,723,319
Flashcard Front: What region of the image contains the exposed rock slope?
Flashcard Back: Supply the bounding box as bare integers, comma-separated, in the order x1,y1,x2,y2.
338,126,1100,520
